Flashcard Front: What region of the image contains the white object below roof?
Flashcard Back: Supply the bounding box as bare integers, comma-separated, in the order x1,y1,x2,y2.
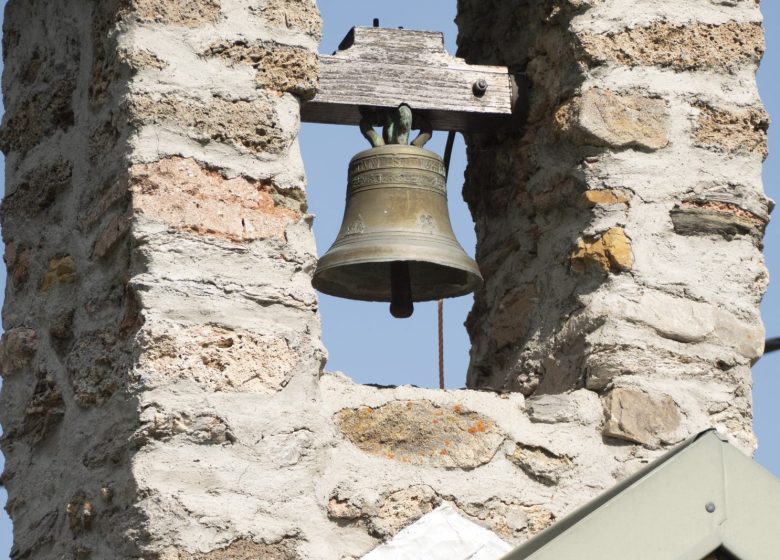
362,504,512,560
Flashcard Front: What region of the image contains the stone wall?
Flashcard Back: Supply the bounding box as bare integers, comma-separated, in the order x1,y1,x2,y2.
1,0,325,557
457,0,768,449
0,0,768,558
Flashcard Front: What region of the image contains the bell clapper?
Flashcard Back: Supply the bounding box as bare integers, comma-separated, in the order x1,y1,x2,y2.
389,261,414,318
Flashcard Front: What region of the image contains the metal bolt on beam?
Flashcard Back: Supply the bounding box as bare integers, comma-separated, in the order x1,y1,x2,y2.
473,79,488,97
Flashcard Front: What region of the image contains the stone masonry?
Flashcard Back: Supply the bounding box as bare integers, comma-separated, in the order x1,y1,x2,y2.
458,0,768,448
0,0,769,559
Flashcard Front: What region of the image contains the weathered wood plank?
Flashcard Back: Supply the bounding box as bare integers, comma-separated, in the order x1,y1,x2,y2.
301,27,521,133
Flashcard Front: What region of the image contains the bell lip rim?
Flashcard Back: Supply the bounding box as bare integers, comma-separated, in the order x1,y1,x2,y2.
349,144,443,163
313,256,483,281
312,258,484,302
311,271,483,303
311,285,482,303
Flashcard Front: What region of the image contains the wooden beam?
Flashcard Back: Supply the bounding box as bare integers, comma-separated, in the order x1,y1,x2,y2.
300,27,522,133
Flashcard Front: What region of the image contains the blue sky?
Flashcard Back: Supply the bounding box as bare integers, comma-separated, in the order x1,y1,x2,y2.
0,1,778,555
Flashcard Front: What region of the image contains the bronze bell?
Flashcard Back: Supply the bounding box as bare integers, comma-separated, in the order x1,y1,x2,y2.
312,107,482,318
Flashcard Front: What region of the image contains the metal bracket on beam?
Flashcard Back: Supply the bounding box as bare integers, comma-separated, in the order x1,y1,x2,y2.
301,26,526,134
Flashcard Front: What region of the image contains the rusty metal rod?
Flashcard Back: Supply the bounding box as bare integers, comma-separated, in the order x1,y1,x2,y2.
436,130,458,389
438,299,444,389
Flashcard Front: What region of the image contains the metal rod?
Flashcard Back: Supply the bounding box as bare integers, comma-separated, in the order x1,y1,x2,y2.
766,337,780,354
443,130,456,182
436,130,457,388
438,299,444,389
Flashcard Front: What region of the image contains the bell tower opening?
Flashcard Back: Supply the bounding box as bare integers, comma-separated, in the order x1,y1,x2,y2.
301,123,475,389
300,2,474,389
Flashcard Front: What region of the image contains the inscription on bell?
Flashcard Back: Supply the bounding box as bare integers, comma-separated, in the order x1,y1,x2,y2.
350,155,446,177
349,171,446,192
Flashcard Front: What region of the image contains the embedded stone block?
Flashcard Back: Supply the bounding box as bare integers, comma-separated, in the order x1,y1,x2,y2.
251,0,322,40
122,49,168,71
0,327,38,376
507,444,573,485
49,310,75,347
526,390,602,425
570,227,633,273
0,24,79,155
523,505,556,536
0,159,72,219
327,495,363,522
492,284,537,349
602,388,682,448
554,89,669,151
455,498,533,542
23,371,65,443
130,157,301,242
90,1,125,105
585,289,765,359
0,79,76,155
138,325,298,394
87,116,124,160
41,255,77,291
370,486,442,539
92,214,131,259
5,243,31,289
693,101,768,158
579,21,764,72
334,401,505,468
66,492,94,535
583,189,629,207
80,177,131,231
157,539,299,560
671,200,767,244
66,331,130,407
10,248,29,288
129,95,291,155
458,499,555,542
205,41,319,100
124,0,221,27
136,409,235,446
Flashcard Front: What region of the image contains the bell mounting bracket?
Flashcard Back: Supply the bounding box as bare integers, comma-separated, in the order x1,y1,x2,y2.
300,26,527,134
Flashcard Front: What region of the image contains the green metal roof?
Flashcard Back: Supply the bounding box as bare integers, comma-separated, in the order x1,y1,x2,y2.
502,430,780,560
